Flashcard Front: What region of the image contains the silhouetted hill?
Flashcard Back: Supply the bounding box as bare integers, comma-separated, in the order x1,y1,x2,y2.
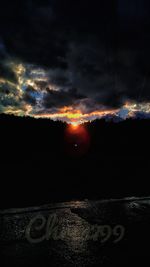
0,114,150,208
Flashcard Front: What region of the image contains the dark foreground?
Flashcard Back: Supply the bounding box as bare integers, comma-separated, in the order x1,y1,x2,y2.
1,197,150,266
1,115,150,208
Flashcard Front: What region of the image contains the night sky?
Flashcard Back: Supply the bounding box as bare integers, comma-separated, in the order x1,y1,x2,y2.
1,0,150,124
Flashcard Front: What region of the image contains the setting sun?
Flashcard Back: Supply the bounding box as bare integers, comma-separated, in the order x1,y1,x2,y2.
70,123,79,129
64,123,91,156
68,123,81,134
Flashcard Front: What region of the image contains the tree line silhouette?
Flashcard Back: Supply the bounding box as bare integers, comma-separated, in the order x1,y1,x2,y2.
0,114,150,208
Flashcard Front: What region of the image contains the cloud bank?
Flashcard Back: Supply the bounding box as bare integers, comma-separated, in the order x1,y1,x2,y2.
1,0,150,123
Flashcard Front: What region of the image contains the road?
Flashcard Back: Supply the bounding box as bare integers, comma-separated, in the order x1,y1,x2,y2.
1,197,150,266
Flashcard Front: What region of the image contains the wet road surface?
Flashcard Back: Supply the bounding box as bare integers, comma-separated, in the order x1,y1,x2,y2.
1,197,150,266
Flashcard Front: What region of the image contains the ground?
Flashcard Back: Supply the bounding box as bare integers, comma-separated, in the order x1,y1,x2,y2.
1,197,150,266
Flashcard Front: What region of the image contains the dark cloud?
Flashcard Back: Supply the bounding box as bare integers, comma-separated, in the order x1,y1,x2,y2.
22,86,37,105
0,93,19,107
23,92,36,106
25,86,36,93
0,39,6,58
0,61,17,84
1,0,150,112
43,88,85,109
0,39,18,84
34,81,48,91
0,82,17,96
49,69,71,88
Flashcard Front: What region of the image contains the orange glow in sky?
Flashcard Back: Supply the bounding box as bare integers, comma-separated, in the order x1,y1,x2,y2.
33,107,119,124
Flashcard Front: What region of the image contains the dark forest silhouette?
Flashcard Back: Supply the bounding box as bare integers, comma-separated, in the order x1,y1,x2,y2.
0,114,150,208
